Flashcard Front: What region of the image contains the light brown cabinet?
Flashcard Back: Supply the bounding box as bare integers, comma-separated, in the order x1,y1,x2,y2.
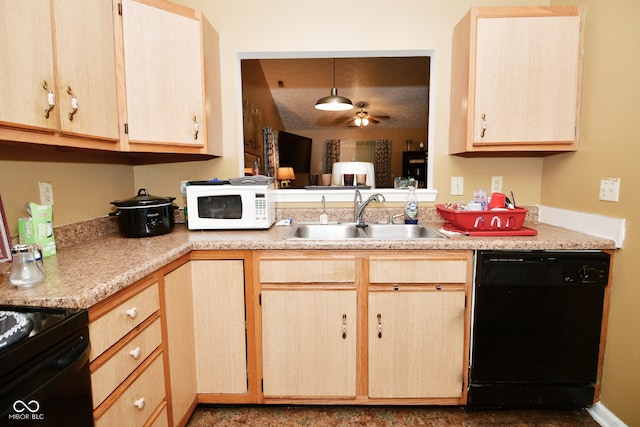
367,254,469,400
0,0,120,150
163,259,197,426
120,0,215,154
449,7,585,155
0,0,222,157
257,250,471,405
89,275,168,426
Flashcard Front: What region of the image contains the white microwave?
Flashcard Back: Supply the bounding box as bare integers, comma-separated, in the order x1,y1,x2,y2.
186,182,275,230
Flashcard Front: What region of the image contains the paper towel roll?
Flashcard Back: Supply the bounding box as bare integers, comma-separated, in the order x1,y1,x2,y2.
332,162,376,188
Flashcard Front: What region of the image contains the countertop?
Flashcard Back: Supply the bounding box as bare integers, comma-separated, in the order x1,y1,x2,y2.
0,221,615,309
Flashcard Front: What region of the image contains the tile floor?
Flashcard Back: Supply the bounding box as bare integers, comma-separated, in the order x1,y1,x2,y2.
186,405,599,426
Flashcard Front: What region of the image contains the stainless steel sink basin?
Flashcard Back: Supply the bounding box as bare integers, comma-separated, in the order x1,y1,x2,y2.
286,223,447,240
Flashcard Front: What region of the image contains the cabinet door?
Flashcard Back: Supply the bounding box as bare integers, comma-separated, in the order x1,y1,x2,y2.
473,15,581,145
0,0,56,131
122,0,204,148
163,262,197,426
262,289,357,398
368,290,465,398
192,260,248,394
53,0,119,140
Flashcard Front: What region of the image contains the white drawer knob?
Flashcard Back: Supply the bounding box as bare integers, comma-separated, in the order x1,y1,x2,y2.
133,397,145,410
129,347,142,360
125,307,138,319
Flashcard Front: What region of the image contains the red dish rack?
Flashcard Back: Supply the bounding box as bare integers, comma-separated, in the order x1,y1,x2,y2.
436,204,534,234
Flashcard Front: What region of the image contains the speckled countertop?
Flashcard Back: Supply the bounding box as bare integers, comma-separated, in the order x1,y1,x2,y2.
0,208,615,309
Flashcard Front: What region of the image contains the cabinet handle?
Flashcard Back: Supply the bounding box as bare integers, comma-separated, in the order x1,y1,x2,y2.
480,113,487,138
193,115,199,140
377,313,383,339
129,347,142,360
133,397,145,410
126,307,138,319
342,314,347,339
42,81,55,119
66,86,78,121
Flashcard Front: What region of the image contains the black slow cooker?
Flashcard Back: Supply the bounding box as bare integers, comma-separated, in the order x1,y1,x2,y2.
110,189,176,238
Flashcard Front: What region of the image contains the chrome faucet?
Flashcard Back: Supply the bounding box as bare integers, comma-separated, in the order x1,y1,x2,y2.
354,189,385,228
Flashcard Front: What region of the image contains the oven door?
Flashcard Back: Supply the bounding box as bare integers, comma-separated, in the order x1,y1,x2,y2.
2,328,93,426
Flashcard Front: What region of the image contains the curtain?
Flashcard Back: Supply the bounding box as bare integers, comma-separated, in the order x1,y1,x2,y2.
324,140,340,174
263,126,280,187
375,139,392,188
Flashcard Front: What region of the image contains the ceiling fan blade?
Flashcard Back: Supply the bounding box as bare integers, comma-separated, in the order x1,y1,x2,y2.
368,117,380,124
369,115,390,120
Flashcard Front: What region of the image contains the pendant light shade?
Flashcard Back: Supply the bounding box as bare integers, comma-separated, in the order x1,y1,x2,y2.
315,59,353,111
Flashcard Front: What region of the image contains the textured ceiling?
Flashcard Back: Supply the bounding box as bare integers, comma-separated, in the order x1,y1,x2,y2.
255,57,430,131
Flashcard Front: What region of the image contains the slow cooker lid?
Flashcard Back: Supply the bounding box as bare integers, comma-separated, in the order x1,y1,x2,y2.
111,188,176,208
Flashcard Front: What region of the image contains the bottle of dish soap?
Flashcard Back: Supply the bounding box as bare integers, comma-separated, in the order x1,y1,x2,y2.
404,184,418,224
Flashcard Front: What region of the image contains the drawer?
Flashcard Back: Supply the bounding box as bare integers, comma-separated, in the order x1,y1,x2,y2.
369,257,468,284
95,353,166,427
149,405,168,427
89,282,160,360
260,258,356,283
91,317,162,409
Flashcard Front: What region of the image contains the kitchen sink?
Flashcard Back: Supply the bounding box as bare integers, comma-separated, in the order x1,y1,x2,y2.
286,223,447,240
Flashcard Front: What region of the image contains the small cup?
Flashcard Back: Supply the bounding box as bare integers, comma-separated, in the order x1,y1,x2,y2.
332,173,342,186
488,192,507,209
308,174,319,186
356,174,367,186
321,174,332,186
343,174,355,186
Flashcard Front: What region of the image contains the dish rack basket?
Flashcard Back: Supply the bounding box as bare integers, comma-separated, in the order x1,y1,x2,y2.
436,204,528,232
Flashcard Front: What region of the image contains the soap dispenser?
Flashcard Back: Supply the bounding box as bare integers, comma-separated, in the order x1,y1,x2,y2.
404,185,418,224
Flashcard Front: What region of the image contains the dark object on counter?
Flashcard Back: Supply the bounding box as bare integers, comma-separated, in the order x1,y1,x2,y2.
110,188,176,238
468,250,610,408
0,306,93,426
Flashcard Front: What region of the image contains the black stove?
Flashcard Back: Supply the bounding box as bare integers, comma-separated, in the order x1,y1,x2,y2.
0,305,93,426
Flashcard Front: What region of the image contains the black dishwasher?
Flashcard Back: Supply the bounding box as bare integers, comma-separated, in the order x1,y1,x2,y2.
468,250,610,408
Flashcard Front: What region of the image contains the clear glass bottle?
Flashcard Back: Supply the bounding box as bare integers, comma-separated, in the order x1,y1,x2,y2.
9,244,44,288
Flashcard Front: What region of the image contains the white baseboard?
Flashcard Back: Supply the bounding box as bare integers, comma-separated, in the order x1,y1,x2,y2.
587,402,628,427
537,205,626,248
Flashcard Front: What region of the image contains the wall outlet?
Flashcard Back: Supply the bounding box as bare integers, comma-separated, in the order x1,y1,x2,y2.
491,176,503,193
599,178,620,202
451,176,464,196
39,181,54,206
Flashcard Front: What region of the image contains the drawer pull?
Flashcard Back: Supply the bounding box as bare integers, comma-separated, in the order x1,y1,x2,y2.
342,314,347,339
125,307,138,319
133,397,145,410
129,347,142,360
377,313,383,339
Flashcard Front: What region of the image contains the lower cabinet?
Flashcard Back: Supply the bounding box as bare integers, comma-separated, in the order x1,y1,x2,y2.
89,275,168,426
261,289,357,398
368,290,466,398
257,250,472,405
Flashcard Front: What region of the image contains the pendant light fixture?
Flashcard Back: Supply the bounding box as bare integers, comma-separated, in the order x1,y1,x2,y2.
315,58,353,111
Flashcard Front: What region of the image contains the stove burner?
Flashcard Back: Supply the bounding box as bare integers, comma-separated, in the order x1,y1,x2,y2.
0,311,34,349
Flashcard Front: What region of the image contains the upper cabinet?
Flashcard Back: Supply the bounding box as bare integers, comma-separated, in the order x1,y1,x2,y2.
119,0,221,155
0,0,120,149
449,7,585,155
0,0,222,158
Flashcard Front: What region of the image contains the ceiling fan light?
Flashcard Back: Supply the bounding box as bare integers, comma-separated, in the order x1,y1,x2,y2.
362,117,369,126
315,87,354,111
354,117,362,126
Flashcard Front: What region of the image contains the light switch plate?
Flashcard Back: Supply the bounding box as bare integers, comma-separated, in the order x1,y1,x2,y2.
451,176,464,196
491,176,503,193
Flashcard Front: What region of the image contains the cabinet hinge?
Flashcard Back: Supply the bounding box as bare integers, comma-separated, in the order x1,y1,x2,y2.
261,378,264,391
259,293,261,305
118,3,122,15
124,123,129,134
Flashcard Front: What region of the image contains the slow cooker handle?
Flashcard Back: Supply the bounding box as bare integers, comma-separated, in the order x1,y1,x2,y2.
108,211,121,217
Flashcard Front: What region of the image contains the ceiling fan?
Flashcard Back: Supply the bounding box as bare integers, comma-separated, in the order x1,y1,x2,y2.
344,102,390,128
